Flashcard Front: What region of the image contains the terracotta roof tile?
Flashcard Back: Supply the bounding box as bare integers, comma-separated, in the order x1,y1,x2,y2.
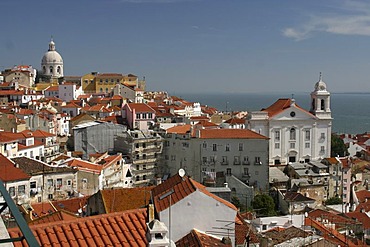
198,129,268,139
127,103,155,113
8,209,148,247
355,190,370,203
152,175,236,213
97,187,153,213
262,98,314,118
0,154,30,182
166,124,192,134
344,211,370,229
176,229,231,247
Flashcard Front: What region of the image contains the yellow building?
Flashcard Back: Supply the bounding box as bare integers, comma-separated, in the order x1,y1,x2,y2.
81,72,97,93
95,73,124,94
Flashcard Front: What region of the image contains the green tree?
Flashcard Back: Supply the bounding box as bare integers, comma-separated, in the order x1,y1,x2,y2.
231,196,242,210
325,197,343,205
331,133,348,157
252,194,276,216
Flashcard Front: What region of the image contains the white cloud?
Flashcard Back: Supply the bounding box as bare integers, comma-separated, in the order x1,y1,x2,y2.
283,1,370,41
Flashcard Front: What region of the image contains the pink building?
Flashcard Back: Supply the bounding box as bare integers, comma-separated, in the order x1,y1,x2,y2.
122,103,155,130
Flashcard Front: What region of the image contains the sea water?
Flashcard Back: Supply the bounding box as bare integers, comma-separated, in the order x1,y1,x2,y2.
177,92,370,135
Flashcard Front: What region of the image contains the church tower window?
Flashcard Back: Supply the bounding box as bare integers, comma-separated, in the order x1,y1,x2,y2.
321,99,325,110
49,66,53,73
57,66,61,74
289,128,296,140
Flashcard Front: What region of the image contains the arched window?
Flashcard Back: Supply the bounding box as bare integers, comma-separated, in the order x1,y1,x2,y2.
57,66,61,74
49,66,53,74
321,99,325,110
290,128,296,140
43,66,46,74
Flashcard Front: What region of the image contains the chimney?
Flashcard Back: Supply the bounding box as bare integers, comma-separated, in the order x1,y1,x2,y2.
148,204,155,222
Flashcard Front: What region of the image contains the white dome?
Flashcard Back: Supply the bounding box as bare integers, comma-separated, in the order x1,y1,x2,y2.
42,50,63,64
314,73,327,91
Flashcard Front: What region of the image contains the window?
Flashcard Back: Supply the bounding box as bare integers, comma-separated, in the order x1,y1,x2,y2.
239,143,243,151
320,133,325,140
171,155,176,161
9,187,15,197
142,113,147,119
225,144,230,152
320,146,325,153
48,194,53,200
275,143,280,149
255,157,261,165
305,143,310,148
67,180,72,186
234,156,240,165
305,130,310,141
222,156,228,165
290,128,296,140
57,66,61,74
210,156,215,162
49,66,53,73
262,225,267,230
56,178,62,190
244,168,249,175
243,156,250,165
212,144,217,151
148,113,153,118
321,99,325,110
30,181,36,189
18,185,25,196
203,142,207,148
136,113,140,119
274,130,280,141
136,176,140,181
202,157,207,163
290,143,295,149
47,179,53,188
226,168,232,175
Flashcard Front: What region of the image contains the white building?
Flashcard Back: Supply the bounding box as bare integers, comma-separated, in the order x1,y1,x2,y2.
41,38,64,79
248,75,332,165
59,82,82,102
152,174,237,244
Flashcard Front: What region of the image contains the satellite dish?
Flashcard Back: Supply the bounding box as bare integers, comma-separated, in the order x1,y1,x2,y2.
178,168,185,178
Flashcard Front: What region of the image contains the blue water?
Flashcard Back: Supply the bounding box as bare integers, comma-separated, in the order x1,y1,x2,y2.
177,92,370,134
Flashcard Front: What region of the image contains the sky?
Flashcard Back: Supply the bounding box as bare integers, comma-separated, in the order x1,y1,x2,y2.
2,0,370,94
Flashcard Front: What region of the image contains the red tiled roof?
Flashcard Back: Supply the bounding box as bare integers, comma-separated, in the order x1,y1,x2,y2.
0,154,30,182
344,211,370,229
8,208,148,247
45,86,59,91
235,213,259,245
99,187,153,213
224,118,245,125
195,120,218,128
67,159,102,173
198,129,268,139
176,229,231,247
152,175,236,213
355,190,370,203
262,98,314,118
166,124,191,134
63,102,81,108
127,103,155,113
29,210,78,225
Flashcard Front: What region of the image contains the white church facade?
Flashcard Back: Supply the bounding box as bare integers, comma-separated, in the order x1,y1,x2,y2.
247,75,332,165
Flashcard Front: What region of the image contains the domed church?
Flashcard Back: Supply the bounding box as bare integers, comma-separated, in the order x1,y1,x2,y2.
41,38,63,80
